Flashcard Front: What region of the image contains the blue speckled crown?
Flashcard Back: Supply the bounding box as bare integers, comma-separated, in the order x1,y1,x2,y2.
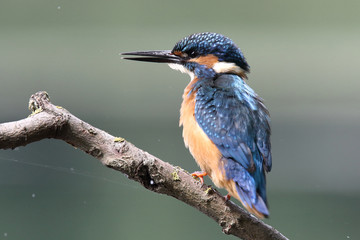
172,32,250,72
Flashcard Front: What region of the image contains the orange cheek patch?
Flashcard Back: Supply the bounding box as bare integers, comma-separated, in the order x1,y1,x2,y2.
190,54,219,68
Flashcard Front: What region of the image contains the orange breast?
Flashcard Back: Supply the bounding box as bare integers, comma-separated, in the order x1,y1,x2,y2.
179,78,233,190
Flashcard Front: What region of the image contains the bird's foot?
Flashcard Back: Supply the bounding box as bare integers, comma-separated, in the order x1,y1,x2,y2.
224,194,231,201
191,171,207,184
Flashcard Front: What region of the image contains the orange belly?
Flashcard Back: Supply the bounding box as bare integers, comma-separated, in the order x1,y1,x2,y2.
179,78,236,195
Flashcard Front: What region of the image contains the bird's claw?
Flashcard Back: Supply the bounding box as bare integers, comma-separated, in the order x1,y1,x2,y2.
224,194,231,201
191,171,207,184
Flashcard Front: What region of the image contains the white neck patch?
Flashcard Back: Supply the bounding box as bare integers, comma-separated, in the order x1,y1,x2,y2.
168,62,245,81
168,63,195,81
212,61,244,75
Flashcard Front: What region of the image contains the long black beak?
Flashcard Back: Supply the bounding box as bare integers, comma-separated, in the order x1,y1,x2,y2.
121,50,182,64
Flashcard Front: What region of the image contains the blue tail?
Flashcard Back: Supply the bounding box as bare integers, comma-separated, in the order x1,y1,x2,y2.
235,183,269,218
223,157,269,218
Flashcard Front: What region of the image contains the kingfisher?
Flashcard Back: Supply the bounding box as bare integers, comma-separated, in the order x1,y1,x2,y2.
122,32,272,218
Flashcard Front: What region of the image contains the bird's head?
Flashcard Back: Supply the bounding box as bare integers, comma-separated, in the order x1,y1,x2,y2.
122,32,250,80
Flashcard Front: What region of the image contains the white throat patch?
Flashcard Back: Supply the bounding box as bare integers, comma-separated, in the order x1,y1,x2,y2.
168,63,195,81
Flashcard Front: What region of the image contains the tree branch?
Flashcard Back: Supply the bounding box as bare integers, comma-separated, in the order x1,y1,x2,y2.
0,91,287,240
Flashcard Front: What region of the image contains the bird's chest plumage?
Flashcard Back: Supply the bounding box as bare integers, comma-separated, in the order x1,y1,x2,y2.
179,78,227,188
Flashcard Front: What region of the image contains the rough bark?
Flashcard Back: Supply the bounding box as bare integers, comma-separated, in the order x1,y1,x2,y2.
0,91,288,240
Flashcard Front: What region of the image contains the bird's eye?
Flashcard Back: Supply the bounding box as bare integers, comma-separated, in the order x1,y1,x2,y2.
188,51,197,58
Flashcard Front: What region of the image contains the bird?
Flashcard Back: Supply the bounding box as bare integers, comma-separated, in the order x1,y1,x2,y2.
122,32,272,218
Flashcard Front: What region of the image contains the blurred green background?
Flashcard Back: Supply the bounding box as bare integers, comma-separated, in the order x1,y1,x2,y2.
1,0,359,239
